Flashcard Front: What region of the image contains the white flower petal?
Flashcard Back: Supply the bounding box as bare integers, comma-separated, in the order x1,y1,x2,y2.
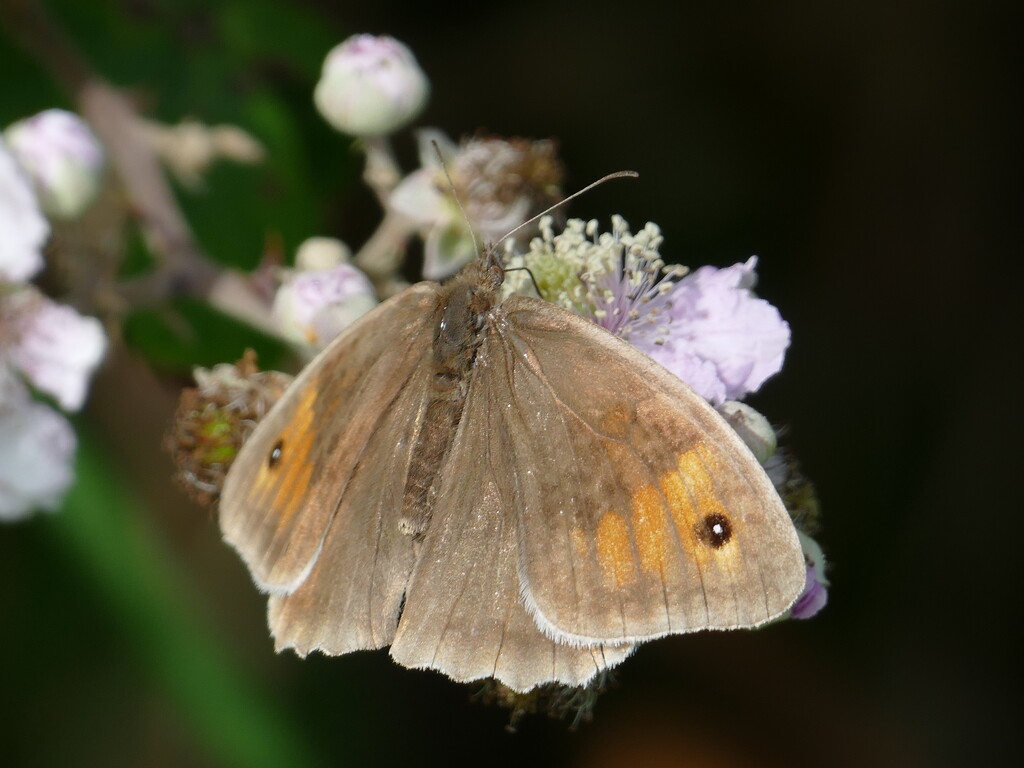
8,293,107,411
0,141,49,282
388,167,449,226
0,399,76,521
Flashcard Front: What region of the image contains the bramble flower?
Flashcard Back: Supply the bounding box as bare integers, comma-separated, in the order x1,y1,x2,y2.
0,368,76,521
655,258,790,404
0,140,49,283
2,287,107,412
271,237,378,351
389,131,564,279
3,109,104,219
314,35,429,137
515,216,789,404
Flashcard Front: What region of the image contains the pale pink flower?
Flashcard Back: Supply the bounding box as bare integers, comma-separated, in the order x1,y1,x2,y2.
644,257,790,404
519,218,789,405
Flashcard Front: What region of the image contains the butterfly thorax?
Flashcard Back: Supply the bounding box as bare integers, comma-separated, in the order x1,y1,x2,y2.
431,248,504,380
400,248,504,539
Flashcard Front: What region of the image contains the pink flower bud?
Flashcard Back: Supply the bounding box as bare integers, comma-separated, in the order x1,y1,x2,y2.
314,35,429,137
272,240,378,349
4,109,104,219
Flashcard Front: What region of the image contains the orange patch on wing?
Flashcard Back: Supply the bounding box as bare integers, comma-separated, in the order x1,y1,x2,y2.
595,511,636,588
676,444,719,497
261,383,318,527
660,470,696,544
631,484,670,575
662,444,742,569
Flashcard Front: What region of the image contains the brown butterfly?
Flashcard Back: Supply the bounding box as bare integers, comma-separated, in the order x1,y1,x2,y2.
219,190,805,693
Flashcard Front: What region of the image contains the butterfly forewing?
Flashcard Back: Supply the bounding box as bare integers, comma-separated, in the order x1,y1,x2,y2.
219,284,442,594
267,356,449,655
487,297,805,645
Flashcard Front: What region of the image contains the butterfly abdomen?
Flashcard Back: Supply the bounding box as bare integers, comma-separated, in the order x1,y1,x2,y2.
399,261,499,539
399,395,464,539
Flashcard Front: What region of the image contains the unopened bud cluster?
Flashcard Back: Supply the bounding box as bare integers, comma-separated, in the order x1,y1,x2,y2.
166,353,293,506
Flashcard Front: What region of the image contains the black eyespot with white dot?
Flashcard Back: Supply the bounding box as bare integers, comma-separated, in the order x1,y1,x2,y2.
697,513,732,548
268,439,284,469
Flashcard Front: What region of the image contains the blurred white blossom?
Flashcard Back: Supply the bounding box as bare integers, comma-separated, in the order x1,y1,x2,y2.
1,287,107,412
314,34,429,137
0,370,76,521
3,109,104,219
0,140,49,282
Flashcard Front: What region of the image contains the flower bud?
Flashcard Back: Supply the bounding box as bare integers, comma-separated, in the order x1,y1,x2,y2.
3,109,104,219
717,400,777,464
272,238,377,349
314,35,429,137
294,236,352,272
166,352,293,506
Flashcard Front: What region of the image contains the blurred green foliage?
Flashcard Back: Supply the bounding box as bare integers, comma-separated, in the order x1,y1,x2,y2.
1,2,356,765
1,0,354,370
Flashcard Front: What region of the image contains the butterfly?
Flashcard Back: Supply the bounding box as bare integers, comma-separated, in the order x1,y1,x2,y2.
219,189,805,694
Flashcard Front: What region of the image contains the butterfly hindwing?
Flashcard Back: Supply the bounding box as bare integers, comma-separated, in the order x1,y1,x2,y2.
389,359,634,691
485,296,805,645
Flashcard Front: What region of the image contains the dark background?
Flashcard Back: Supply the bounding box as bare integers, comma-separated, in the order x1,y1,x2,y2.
1,1,1020,766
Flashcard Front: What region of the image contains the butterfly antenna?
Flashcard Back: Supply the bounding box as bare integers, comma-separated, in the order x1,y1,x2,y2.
432,140,481,257
498,170,639,244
